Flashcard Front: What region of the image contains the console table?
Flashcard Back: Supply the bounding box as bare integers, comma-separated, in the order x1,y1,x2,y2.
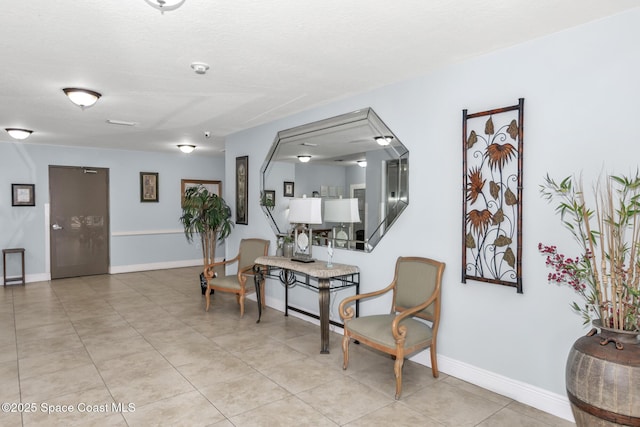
254,255,359,354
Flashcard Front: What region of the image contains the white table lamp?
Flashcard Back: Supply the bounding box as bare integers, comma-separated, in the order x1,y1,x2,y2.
324,197,360,248
288,196,322,262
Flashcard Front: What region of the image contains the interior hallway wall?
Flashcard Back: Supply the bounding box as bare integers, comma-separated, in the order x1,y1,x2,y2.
223,8,640,421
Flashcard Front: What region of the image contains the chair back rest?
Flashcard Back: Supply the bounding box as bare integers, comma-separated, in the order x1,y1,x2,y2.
237,238,270,271
393,256,445,321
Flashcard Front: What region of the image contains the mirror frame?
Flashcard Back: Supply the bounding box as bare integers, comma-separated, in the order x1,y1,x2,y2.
260,107,409,252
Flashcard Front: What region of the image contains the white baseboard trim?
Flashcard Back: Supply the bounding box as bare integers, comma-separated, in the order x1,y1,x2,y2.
109,259,202,274
436,355,574,422
2,273,50,286
259,295,574,423
13,259,210,285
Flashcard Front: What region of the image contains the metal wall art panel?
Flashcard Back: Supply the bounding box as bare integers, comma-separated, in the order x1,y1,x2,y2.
462,98,524,293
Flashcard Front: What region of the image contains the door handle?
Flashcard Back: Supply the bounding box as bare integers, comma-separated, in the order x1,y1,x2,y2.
52,224,63,230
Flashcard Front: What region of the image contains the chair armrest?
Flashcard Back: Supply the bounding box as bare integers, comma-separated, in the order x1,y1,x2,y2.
339,281,396,321
204,255,239,279
391,292,438,341
237,264,258,286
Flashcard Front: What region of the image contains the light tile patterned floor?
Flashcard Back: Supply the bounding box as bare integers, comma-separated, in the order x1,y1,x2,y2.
0,267,575,426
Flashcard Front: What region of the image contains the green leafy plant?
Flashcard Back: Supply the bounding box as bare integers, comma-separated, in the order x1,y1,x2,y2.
260,191,275,210
540,172,640,331
180,185,234,266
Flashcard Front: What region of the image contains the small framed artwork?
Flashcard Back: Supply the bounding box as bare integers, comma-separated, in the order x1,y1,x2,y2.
263,190,275,208
236,156,248,225
181,179,221,207
140,172,159,202
12,183,35,206
283,181,294,197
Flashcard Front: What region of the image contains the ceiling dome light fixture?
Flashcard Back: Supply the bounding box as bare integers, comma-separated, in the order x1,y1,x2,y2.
178,144,196,154
190,62,210,75
5,128,33,140
144,0,186,13
375,136,393,146
297,155,311,163
357,160,367,168
62,88,102,109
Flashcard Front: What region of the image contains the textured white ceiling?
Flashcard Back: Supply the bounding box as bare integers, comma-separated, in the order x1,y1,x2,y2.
1,0,637,155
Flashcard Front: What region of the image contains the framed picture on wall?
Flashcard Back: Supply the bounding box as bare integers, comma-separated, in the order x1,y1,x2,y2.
236,156,248,225
140,172,159,202
11,183,35,206
262,190,275,209
180,179,221,207
283,181,294,197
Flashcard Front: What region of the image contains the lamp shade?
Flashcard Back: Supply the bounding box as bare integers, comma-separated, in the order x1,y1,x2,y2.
288,197,322,224
324,198,360,223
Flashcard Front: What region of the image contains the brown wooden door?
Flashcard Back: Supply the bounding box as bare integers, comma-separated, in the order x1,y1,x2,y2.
49,166,110,279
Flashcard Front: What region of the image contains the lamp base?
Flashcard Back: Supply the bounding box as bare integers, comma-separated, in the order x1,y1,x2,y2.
291,253,315,263
332,224,350,248
291,257,315,263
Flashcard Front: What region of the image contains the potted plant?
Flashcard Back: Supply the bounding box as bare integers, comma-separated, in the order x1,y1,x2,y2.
260,191,275,211
539,172,639,426
180,185,234,294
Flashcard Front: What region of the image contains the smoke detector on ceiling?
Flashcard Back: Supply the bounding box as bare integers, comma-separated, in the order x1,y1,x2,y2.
190,62,210,75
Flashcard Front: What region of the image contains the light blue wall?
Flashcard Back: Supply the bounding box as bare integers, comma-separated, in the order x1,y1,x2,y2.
224,7,640,405
1,8,638,418
0,142,225,277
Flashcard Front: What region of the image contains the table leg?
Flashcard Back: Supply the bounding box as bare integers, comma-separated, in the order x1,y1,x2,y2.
20,250,25,286
284,269,289,317
318,278,330,354
253,265,263,323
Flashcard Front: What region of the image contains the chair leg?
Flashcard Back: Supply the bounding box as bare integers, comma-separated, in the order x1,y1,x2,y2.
239,295,245,318
342,335,350,370
430,345,439,378
394,356,404,400
205,287,211,312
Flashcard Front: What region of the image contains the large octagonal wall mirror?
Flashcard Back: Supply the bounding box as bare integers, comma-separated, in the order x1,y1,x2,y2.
260,107,409,252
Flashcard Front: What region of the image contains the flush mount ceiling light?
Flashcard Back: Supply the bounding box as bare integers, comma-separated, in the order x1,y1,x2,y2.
5,128,33,140
375,136,393,146
357,160,367,168
144,0,186,13
190,62,210,75
178,144,196,153
297,155,311,163
62,88,102,109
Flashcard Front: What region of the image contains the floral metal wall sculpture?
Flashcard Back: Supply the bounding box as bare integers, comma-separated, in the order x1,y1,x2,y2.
462,99,524,293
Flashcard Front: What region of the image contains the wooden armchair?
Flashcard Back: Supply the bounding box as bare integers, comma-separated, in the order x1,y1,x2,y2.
339,256,445,399
204,238,269,317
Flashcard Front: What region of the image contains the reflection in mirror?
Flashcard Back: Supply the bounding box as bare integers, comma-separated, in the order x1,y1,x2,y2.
260,108,409,252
